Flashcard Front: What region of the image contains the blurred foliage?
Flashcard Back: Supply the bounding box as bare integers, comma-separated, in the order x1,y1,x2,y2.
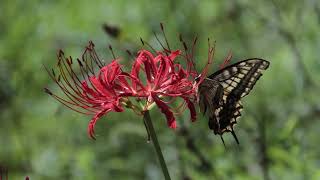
1,0,320,179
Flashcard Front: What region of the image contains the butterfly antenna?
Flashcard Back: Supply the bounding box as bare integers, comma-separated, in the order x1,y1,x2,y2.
231,130,240,145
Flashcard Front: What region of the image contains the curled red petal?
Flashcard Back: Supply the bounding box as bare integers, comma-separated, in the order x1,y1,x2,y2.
99,60,121,86
88,109,110,140
153,57,171,88
183,97,197,122
152,93,176,128
88,102,124,139
82,81,100,98
89,76,114,97
132,50,157,83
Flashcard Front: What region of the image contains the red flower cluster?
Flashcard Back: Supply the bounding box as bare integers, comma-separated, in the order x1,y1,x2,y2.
45,39,213,139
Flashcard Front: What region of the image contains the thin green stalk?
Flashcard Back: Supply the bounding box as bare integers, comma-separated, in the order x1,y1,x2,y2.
143,110,171,180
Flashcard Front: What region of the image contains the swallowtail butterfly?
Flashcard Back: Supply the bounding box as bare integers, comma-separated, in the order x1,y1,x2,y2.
198,58,270,145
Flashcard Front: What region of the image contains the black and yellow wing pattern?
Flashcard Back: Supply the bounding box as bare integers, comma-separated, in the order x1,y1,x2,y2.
199,58,270,144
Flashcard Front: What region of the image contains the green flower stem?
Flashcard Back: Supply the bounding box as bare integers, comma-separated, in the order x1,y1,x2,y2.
143,110,171,180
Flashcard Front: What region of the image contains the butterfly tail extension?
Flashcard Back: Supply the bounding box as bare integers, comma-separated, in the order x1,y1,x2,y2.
220,135,226,148
231,128,240,145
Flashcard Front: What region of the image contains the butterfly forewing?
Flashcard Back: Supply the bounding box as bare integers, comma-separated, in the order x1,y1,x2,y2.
209,58,269,98
200,58,270,144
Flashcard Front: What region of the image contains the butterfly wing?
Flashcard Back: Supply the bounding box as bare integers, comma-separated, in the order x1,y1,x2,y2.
198,78,224,133
202,58,270,143
209,58,270,98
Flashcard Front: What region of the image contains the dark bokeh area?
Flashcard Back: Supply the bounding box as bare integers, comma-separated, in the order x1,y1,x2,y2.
1,0,320,179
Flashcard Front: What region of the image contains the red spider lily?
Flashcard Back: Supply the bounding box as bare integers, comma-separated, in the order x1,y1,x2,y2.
45,38,213,139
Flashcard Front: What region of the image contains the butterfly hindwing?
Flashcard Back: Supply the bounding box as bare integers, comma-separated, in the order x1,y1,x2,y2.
200,58,270,144
198,78,223,117
198,78,224,134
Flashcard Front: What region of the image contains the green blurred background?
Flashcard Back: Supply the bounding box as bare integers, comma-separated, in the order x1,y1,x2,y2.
1,0,320,179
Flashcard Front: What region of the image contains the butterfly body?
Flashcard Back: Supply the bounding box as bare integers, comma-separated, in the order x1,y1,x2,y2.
198,58,270,144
